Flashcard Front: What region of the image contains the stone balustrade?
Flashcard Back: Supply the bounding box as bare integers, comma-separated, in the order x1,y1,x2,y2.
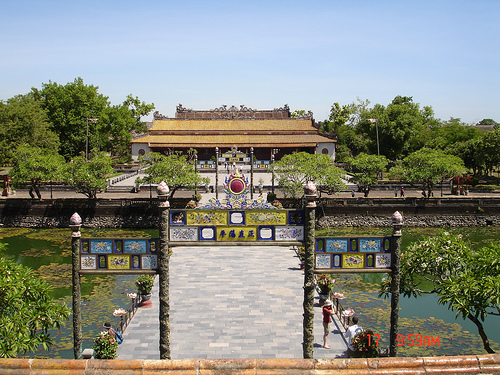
1,355,500,374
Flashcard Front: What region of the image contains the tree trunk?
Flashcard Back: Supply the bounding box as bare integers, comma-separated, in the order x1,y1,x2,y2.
468,313,495,353
302,203,315,358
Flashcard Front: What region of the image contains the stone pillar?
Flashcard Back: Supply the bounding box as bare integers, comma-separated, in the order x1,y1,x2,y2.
70,213,82,359
157,182,171,360
250,147,254,199
303,181,317,359
389,211,403,357
215,147,219,199
194,155,198,195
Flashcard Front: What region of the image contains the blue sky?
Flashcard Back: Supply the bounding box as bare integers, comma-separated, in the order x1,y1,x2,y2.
1,0,499,123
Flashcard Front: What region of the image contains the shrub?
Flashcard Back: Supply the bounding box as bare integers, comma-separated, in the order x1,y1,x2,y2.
93,331,118,359
135,274,154,295
352,329,379,358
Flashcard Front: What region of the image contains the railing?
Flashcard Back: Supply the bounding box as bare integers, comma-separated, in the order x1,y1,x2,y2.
114,295,140,334
314,273,353,332
329,292,353,331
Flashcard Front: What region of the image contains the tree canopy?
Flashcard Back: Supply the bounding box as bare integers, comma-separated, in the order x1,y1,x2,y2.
32,77,154,160
9,145,65,198
379,232,500,353
270,152,346,198
63,152,114,199
345,153,388,197
138,152,210,199
0,94,60,163
0,244,70,358
389,148,466,197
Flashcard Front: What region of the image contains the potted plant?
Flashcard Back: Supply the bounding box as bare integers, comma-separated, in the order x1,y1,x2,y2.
267,192,277,203
316,274,335,303
272,200,283,209
352,329,380,358
93,330,118,359
136,274,155,306
185,200,197,209
296,246,305,269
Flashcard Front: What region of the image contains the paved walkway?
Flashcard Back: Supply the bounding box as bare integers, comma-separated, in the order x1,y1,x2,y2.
117,246,347,360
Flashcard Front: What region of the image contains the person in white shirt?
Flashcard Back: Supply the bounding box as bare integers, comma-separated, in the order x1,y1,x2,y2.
345,316,362,358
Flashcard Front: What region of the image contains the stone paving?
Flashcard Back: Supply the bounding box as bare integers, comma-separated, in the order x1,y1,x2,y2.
117,245,347,360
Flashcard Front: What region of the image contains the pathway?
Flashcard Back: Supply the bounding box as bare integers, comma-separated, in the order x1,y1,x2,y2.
117,245,347,359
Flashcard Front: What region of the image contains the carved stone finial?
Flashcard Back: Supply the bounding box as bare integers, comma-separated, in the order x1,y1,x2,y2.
70,212,82,225
392,211,403,234
70,212,82,237
157,181,170,207
304,181,317,207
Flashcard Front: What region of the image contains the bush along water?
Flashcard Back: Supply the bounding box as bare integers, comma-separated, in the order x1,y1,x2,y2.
93,331,118,359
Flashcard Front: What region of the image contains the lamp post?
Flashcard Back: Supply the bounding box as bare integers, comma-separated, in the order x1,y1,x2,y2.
85,118,98,159
368,119,380,156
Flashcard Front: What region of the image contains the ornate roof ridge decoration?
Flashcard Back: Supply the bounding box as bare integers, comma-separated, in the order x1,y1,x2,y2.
156,104,314,120
293,110,314,120
173,104,298,120
153,111,169,120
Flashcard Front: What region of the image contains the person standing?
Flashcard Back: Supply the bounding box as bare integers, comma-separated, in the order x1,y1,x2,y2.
322,300,335,349
345,316,362,358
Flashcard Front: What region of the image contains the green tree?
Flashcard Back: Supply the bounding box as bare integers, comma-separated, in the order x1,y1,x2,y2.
9,145,65,199
426,118,480,153
32,77,154,160
138,152,209,199
477,129,500,175
477,118,499,129
270,152,346,198
99,95,155,161
345,153,388,197
358,96,438,160
0,94,59,163
380,232,500,353
324,100,369,161
390,148,466,198
63,152,114,199
0,244,70,358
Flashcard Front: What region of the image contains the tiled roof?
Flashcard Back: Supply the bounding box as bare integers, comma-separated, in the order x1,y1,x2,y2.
134,133,332,147
132,118,335,147
149,119,318,132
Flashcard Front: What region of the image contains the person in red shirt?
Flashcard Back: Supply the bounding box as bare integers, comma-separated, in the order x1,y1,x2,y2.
322,299,335,349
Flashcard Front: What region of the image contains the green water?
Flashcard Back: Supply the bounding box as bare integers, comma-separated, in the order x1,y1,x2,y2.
0,226,499,358
317,226,500,356
0,228,157,358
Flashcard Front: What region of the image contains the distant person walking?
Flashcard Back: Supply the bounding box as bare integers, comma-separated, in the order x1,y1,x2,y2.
400,187,405,198
345,316,362,358
394,188,398,197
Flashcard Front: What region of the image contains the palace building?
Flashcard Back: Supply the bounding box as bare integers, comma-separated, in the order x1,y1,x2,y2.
131,104,336,165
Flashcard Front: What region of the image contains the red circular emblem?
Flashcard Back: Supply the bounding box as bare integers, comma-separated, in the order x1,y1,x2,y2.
228,178,245,195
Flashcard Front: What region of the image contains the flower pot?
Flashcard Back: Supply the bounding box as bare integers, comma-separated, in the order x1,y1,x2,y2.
319,293,329,306
140,294,152,308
